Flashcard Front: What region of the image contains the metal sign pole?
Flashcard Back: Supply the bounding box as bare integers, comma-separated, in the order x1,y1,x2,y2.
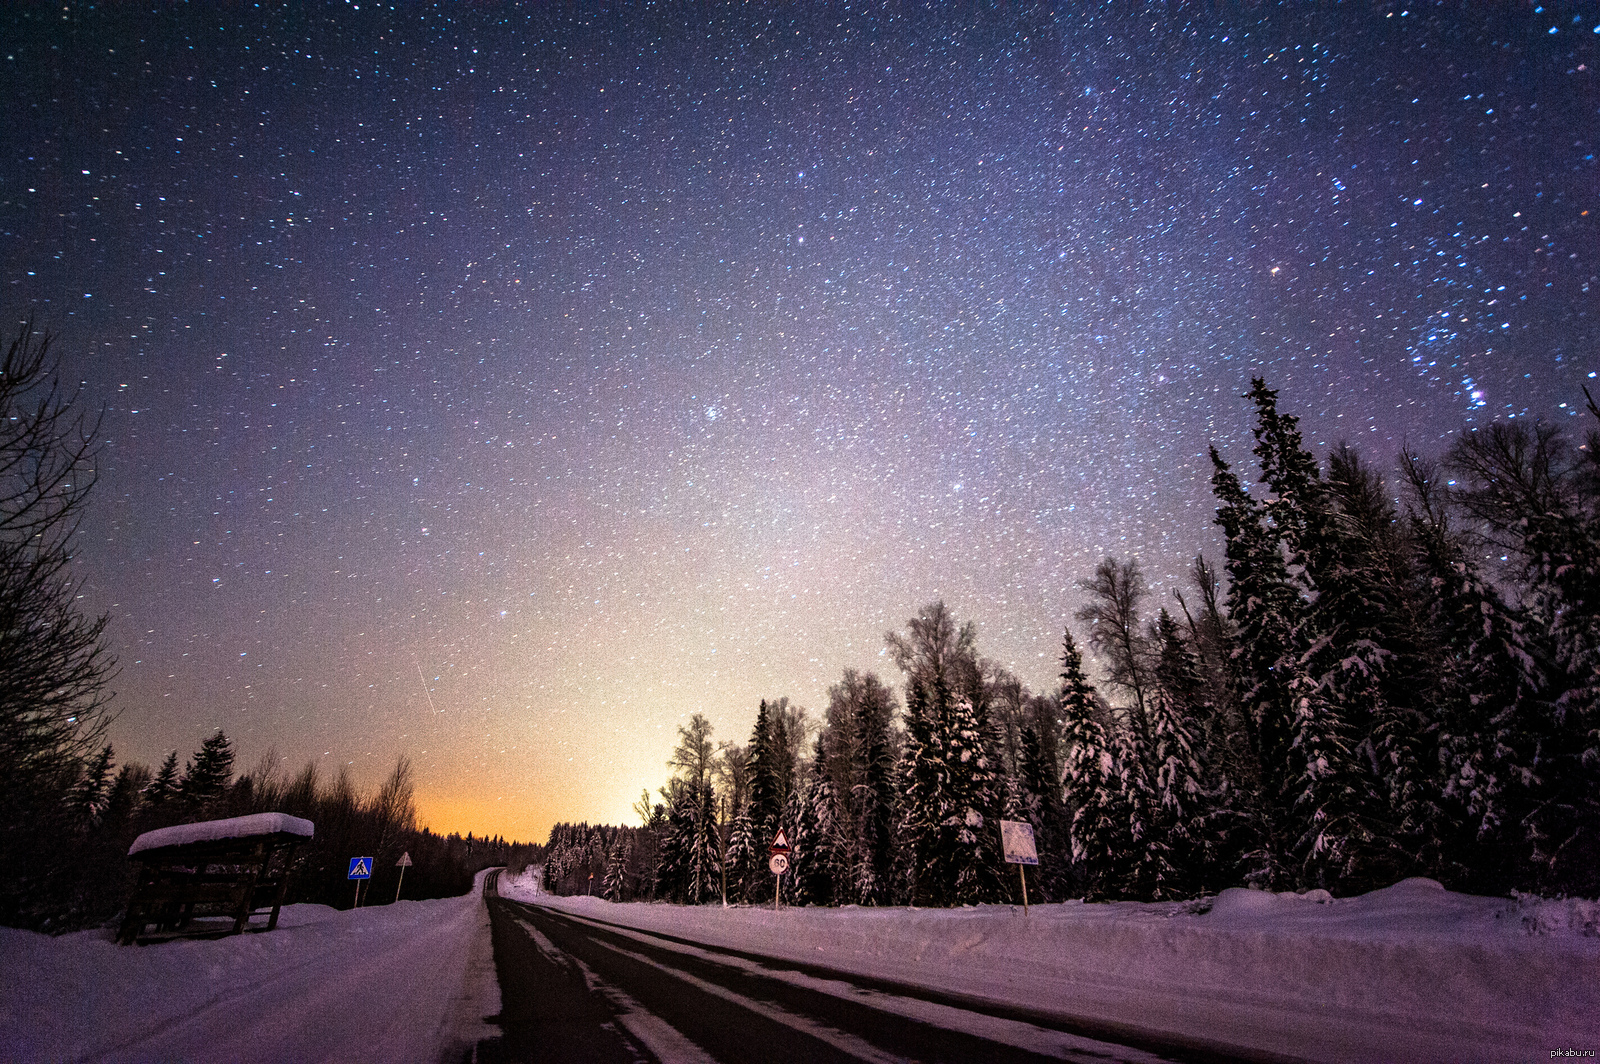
394,863,406,904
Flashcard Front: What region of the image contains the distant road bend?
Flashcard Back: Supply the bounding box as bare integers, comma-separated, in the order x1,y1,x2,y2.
473,871,1240,1064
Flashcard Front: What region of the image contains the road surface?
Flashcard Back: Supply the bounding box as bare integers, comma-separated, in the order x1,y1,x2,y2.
472,872,1225,1064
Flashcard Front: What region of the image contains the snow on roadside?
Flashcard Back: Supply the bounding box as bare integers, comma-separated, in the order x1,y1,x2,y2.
501,871,1597,1064
0,868,499,1064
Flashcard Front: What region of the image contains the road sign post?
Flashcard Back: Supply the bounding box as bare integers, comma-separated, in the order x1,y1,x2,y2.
394,851,413,903
998,820,1039,912
769,828,792,911
348,856,373,908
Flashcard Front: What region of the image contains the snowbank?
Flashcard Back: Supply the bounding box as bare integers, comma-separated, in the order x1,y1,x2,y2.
127,812,315,855
0,869,499,1063
503,872,1597,1063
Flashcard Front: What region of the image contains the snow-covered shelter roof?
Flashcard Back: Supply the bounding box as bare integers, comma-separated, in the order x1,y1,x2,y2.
129,812,315,856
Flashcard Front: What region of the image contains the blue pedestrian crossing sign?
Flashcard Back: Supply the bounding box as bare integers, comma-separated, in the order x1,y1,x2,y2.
348,856,373,879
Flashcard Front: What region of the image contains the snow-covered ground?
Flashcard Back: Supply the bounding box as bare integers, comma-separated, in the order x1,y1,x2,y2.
4,866,1593,1063
0,868,500,1063
501,871,1598,1063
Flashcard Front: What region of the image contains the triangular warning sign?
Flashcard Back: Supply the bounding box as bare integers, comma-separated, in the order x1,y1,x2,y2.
769,828,791,853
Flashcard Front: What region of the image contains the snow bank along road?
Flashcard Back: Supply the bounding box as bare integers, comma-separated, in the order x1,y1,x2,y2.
499,872,1597,1064
481,871,1217,1064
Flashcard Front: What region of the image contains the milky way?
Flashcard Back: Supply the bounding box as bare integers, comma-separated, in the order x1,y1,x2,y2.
3,3,1595,841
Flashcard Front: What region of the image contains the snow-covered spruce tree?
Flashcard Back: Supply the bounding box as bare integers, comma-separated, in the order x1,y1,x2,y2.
743,699,796,902
1147,610,1214,897
1227,383,1405,893
1058,627,1132,900
894,672,949,905
602,837,630,901
789,735,839,906
1403,451,1548,893
1209,446,1301,888
724,804,759,902
1316,446,1439,887
888,602,1002,905
689,780,721,903
821,668,900,905
652,781,693,902
942,693,1005,904
1447,414,1600,895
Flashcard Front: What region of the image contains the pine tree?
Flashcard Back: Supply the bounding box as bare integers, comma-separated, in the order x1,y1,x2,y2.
1448,414,1600,895
1317,446,1436,886
144,751,180,807
1404,452,1547,891
789,736,838,906
603,838,630,900
1209,447,1300,888
180,731,235,811
821,668,899,905
724,805,759,902
67,744,114,833
1058,628,1131,900
1148,611,1211,896
743,699,796,901
942,694,1004,904
888,601,984,906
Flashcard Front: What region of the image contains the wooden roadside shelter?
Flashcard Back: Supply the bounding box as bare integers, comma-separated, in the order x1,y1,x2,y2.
118,812,315,945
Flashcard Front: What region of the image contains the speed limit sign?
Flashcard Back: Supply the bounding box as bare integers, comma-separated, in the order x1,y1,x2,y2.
768,852,790,875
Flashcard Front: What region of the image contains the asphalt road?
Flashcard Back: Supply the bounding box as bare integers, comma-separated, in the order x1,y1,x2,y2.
472,872,1213,1064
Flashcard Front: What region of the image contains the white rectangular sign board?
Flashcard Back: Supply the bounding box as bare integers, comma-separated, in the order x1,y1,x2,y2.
999,820,1038,866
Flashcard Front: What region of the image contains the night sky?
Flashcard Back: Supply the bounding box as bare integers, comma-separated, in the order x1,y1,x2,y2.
3,3,1595,844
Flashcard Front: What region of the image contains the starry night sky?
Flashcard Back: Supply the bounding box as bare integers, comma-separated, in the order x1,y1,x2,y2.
3,3,1595,843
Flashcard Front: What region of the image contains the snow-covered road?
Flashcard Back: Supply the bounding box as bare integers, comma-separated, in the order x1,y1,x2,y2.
2,867,1594,1063
501,871,1598,1064
0,869,500,1063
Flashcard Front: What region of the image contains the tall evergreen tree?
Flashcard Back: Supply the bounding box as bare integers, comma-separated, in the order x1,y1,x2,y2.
1058,628,1130,900
1404,452,1547,891
888,601,992,905
941,693,1004,904
1318,446,1437,884
1446,416,1600,894
67,744,114,833
1209,446,1300,887
180,731,235,811
143,751,180,807
1147,610,1212,896
821,669,899,905
789,735,838,906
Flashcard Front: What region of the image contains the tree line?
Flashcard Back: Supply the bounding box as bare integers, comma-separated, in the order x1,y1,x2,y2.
0,320,540,930
543,380,1600,905
4,728,540,931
